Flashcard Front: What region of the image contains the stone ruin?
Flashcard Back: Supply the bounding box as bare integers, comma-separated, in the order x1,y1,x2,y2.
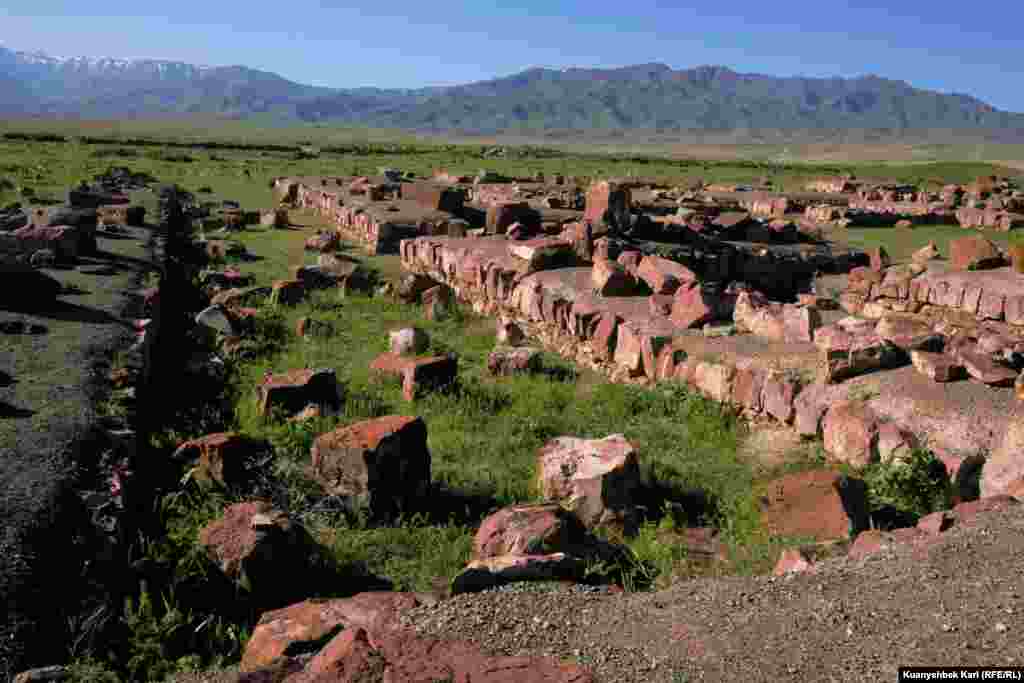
0,167,156,265
367,176,1024,507
795,174,1023,231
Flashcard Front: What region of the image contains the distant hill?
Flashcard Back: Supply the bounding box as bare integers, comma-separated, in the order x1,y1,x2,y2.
3,48,1024,137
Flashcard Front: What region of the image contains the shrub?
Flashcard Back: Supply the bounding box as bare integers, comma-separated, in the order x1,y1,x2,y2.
862,448,952,520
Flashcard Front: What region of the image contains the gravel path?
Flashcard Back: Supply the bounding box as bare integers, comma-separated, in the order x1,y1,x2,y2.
398,505,1024,682
0,227,156,677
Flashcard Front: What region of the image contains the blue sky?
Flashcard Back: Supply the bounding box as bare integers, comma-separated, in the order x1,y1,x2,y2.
3,0,1023,111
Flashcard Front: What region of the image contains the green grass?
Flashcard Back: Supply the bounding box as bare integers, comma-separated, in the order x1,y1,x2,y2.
840,224,1014,263
219,283,754,589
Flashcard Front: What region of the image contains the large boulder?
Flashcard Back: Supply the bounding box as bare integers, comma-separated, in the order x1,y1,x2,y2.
1,224,81,262
496,317,526,346
981,418,1024,498
397,273,438,303
487,346,542,376
817,332,905,384
241,592,424,672
822,400,880,467
759,470,870,541
875,316,939,350
536,434,641,529
472,503,588,560
198,501,314,600
270,279,305,307
310,416,431,518
584,180,631,234
910,350,966,382
635,255,696,295
671,281,725,329
450,553,587,595
257,368,343,419
949,235,1004,271
422,284,454,321
171,432,269,487
401,355,458,401
591,258,636,296
195,304,242,336
957,349,1018,386
298,624,596,682
389,327,429,356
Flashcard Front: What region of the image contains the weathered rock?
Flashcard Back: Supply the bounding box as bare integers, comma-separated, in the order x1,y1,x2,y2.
635,255,696,295
196,304,241,336
487,346,542,376
496,317,525,347
822,400,880,467
912,242,941,264
868,246,891,272
981,419,1024,498
270,279,305,307
773,548,815,576
591,313,620,360
877,422,917,464
305,231,339,253
875,316,937,349
198,501,313,598
917,511,954,536
694,362,736,403
956,349,1018,386
310,416,431,517
211,285,271,309
172,432,268,487
591,258,636,296
472,503,588,560
949,235,1004,271
241,593,424,672
451,553,587,595
818,334,905,384
300,626,385,681
733,291,784,340
397,273,437,303
257,368,342,419
296,625,597,682
389,327,429,356
760,470,870,541
422,284,454,321
616,250,642,276
672,281,724,329
910,350,966,382
797,294,839,310
401,355,458,401
762,370,800,423
508,238,574,271
584,180,631,233
794,385,831,438
11,666,68,683
782,305,821,344
2,224,82,262
29,248,55,268
648,294,674,317
536,434,641,529
614,318,675,379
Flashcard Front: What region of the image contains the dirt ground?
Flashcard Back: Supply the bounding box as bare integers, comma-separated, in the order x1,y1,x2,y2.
394,503,1024,682
0,222,158,676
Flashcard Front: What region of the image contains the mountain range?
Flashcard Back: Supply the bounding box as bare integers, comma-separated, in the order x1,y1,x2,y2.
3,46,1024,135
